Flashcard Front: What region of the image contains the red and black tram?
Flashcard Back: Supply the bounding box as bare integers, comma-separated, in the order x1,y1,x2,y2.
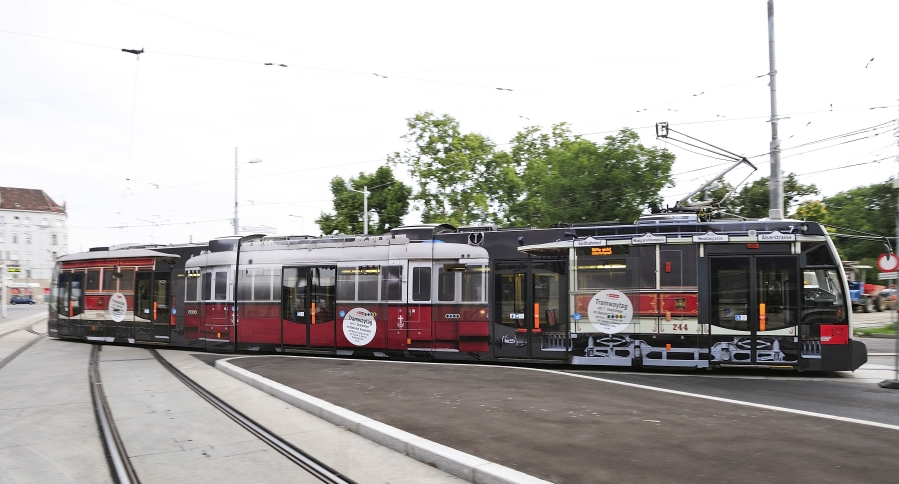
49,215,867,371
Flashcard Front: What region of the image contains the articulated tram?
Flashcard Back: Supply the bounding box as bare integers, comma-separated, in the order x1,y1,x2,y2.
49,214,867,371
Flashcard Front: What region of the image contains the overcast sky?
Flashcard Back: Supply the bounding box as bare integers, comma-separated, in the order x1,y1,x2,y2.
2,0,897,252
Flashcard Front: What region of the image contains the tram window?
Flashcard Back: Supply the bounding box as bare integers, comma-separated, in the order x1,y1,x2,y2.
660,247,698,288
214,271,228,300
577,259,629,290
358,266,379,301
337,267,355,300
186,273,198,302
70,273,84,316
119,269,135,293
57,273,69,316
438,267,456,302
237,269,254,301
86,269,100,291
801,242,839,266
254,269,273,301
272,269,282,300
462,265,485,302
412,267,431,301
102,269,117,291
380,266,402,301
282,268,300,321
202,272,212,301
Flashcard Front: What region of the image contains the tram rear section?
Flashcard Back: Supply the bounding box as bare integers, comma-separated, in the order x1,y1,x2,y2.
48,215,866,372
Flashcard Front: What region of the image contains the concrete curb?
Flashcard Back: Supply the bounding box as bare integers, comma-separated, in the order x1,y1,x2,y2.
216,357,552,484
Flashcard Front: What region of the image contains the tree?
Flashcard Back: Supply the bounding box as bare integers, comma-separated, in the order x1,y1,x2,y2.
791,200,827,221
516,128,675,226
728,173,818,218
389,112,512,226
823,180,896,264
315,166,411,235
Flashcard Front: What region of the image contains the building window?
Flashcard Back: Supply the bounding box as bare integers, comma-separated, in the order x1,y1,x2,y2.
0,216,4,224
52,234,58,245
25,234,31,244
0,234,4,244
42,218,48,226
23,217,30,225
11,233,18,244
9,251,18,261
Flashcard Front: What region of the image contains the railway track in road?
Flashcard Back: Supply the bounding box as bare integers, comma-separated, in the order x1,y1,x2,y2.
89,345,356,484
0,321,45,371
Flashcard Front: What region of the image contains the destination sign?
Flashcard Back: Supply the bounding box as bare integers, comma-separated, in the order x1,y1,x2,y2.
758,230,796,242
692,231,729,243
632,233,667,245
575,237,607,247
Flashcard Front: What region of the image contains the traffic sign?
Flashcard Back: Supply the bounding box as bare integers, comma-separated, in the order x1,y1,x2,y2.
877,253,899,272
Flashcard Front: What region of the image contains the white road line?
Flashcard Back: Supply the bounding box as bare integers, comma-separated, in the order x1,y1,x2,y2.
519,366,899,431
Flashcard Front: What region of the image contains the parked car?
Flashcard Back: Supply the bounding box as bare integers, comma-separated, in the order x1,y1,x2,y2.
877,288,897,311
9,295,36,305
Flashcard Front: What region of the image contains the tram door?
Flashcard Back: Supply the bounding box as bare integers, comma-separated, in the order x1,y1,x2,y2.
493,261,568,360
709,255,799,364
281,266,337,350
134,271,172,343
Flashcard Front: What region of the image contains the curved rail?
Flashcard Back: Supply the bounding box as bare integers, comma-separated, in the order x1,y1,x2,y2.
0,322,45,371
89,345,140,484
149,350,356,484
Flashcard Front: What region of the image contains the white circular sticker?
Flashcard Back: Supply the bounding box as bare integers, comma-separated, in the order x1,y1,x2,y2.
108,292,128,323
587,290,633,334
342,307,377,346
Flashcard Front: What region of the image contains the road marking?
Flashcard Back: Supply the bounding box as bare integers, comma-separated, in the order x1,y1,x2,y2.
521,366,899,431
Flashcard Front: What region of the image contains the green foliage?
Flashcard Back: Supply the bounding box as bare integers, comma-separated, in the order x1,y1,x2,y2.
790,200,827,221
728,173,819,218
824,180,896,262
520,128,675,226
388,112,513,226
315,166,411,235
390,112,675,228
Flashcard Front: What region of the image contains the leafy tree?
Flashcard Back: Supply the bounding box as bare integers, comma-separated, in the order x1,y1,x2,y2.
728,173,818,218
517,128,675,226
315,166,411,235
791,200,827,221
388,112,513,226
823,180,896,264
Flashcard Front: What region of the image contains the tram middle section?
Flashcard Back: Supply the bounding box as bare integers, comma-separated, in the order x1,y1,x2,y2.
47,214,867,371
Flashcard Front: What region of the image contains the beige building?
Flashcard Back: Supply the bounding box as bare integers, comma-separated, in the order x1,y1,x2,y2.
0,187,68,301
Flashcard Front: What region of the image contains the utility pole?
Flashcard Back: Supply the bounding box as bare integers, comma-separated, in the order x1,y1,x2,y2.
880,112,899,389
348,185,370,235
767,0,784,220
234,148,239,235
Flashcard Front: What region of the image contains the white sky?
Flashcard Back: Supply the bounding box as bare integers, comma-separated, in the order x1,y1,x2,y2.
2,0,897,252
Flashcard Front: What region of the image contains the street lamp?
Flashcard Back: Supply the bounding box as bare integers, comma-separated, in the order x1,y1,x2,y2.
347,185,370,235
234,147,262,235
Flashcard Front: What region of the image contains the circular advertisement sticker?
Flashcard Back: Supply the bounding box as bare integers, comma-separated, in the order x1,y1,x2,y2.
586,289,633,334
342,307,377,346
108,292,128,323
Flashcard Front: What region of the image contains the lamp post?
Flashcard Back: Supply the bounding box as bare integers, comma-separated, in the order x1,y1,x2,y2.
234,147,262,235
347,185,370,235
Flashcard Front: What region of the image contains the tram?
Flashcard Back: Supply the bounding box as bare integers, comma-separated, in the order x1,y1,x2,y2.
48,214,866,371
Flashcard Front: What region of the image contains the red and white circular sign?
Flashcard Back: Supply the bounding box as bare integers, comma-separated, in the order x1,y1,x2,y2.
877,253,899,272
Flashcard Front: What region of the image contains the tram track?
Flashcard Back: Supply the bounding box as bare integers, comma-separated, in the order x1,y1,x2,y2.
0,321,45,371
148,349,356,484
88,344,356,484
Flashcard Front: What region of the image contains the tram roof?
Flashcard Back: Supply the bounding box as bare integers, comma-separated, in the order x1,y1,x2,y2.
57,248,181,262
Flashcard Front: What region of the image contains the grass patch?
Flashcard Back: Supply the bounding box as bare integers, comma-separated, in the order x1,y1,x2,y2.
855,323,897,337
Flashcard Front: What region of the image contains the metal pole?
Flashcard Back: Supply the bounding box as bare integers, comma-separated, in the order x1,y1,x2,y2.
1,263,6,318
363,186,369,236
234,147,239,236
767,0,784,220
881,116,899,388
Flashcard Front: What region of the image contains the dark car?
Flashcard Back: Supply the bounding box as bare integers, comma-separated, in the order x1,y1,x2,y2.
10,295,36,305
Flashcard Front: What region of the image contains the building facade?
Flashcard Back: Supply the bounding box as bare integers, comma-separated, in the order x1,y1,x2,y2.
0,187,68,301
